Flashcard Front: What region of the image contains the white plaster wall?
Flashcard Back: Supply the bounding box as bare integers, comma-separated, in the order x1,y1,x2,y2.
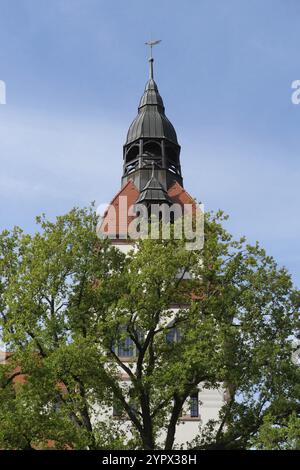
91,386,224,448
174,387,224,447
112,242,133,255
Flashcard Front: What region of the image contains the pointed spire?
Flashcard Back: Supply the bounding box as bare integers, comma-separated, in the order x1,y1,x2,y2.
124,42,179,145
149,57,154,79
145,39,161,80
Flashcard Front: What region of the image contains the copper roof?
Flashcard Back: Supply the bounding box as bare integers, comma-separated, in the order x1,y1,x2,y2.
126,78,178,145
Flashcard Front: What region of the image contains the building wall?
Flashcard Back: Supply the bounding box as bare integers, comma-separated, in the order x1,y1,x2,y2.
91,382,224,448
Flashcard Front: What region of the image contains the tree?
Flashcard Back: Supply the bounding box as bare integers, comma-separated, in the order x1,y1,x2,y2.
0,206,299,450
0,207,127,449
252,412,300,450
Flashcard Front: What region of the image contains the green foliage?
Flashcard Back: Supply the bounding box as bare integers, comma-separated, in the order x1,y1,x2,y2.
253,412,300,450
0,206,298,450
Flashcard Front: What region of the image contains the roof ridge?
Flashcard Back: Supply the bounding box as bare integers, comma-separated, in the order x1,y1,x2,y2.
168,181,197,205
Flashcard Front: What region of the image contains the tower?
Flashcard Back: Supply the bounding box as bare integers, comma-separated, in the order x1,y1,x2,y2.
122,54,183,197
99,46,196,239
97,46,225,446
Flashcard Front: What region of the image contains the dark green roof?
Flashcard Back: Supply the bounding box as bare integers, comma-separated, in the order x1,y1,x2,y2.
126,78,178,145
136,173,172,204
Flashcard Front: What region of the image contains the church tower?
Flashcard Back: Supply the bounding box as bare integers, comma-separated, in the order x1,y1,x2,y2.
98,46,225,444
122,54,183,197
99,46,196,240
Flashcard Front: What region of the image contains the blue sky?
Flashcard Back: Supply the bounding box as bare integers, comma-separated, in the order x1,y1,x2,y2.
0,0,299,286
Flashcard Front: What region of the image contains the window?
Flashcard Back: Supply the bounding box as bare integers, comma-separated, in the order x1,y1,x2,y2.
190,393,199,418
165,145,178,163
117,335,135,358
166,326,181,343
112,326,144,359
126,145,139,163
143,141,161,157
113,400,122,417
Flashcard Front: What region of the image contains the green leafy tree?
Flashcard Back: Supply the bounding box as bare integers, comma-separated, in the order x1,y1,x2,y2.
0,207,127,449
0,206,299,450
252,412,300,450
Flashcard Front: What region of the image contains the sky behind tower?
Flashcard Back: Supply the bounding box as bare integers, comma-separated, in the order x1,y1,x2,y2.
0,0,299,285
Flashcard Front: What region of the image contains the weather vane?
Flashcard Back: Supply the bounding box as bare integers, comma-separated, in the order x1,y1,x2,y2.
145,39,162,59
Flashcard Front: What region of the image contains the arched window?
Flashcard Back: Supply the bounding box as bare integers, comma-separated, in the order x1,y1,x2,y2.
143,141,161,157
165,145,180,175
126,144,139,163
165,145,178,163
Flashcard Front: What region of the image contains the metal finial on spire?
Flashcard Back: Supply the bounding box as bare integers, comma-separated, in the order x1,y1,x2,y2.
145,39,161,79
145,39,161,59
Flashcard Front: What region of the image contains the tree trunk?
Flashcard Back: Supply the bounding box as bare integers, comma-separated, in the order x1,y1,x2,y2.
141,432,155,450
140,390,155,449
164,398,185,450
